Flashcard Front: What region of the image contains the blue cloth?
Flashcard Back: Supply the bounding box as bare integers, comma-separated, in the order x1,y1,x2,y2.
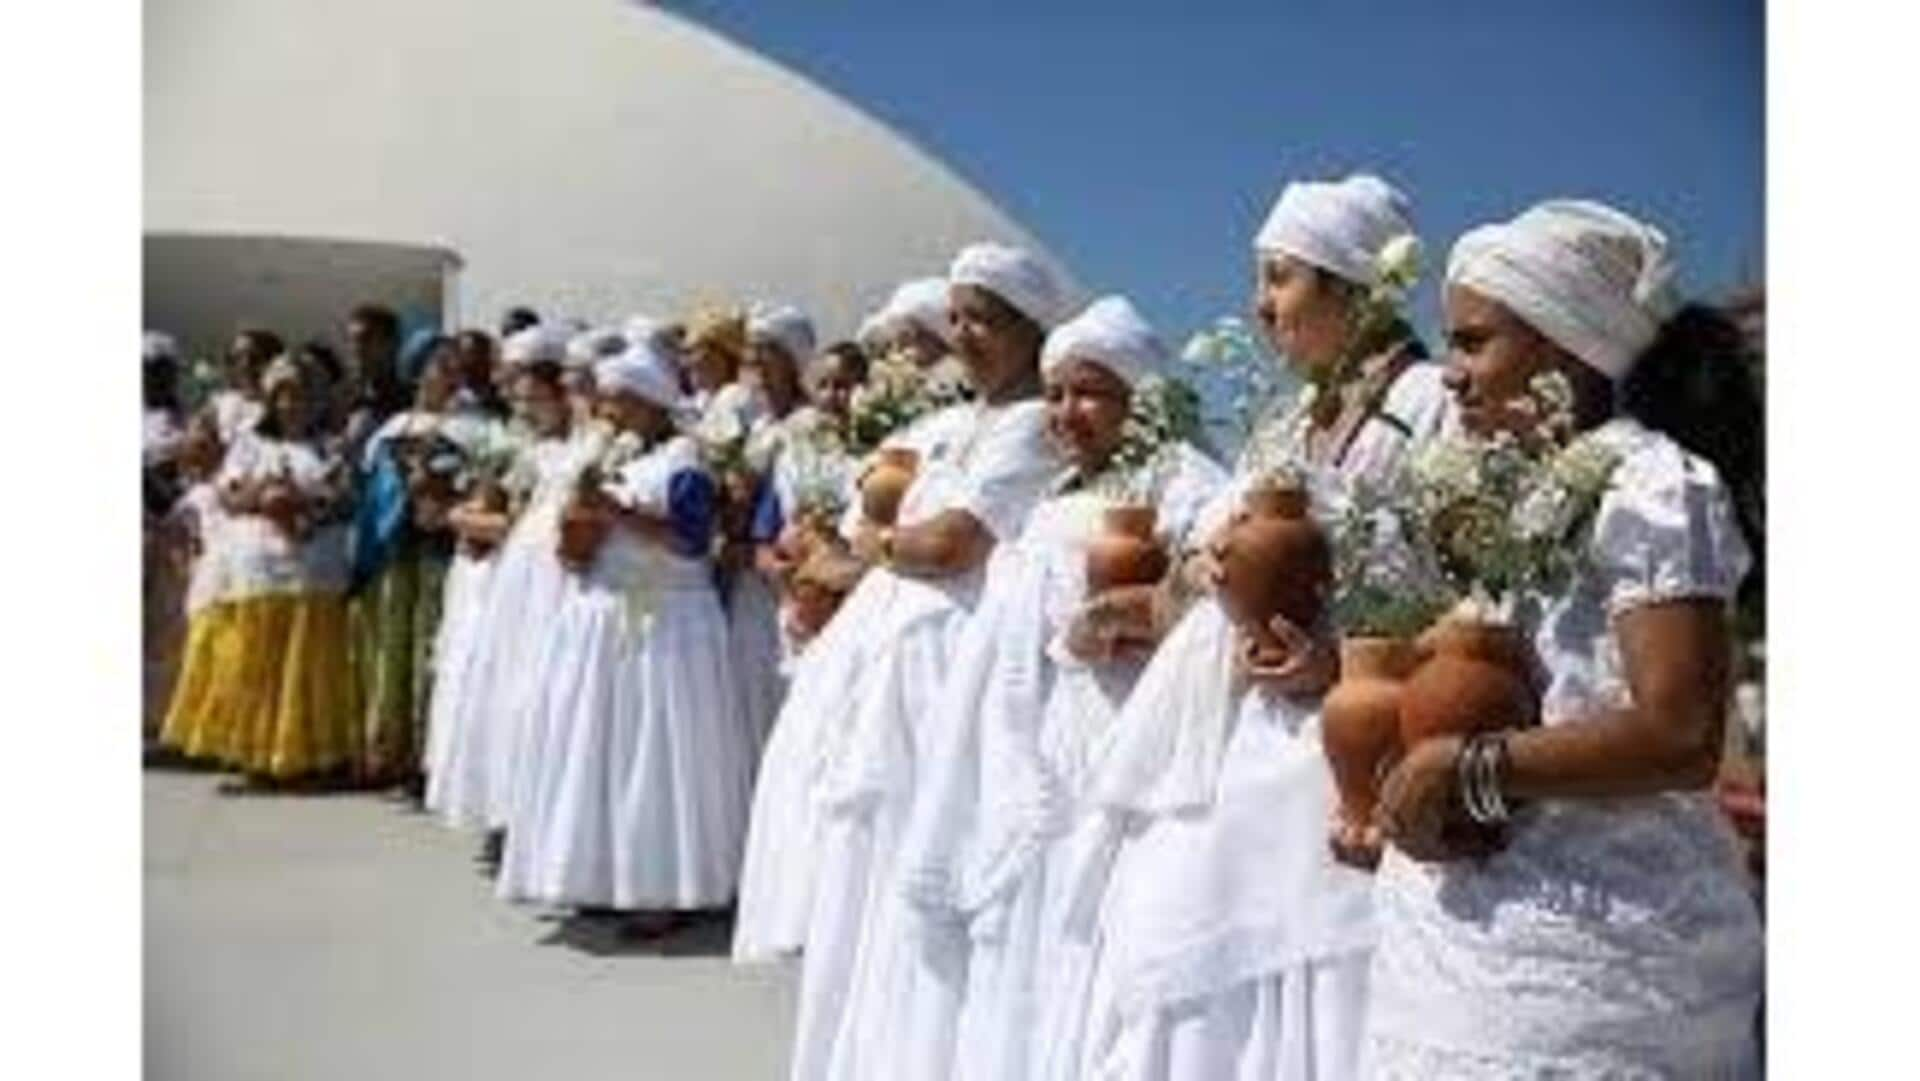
665,470,718,558
349,442,411,594
399,328,444,384
748,473,784,545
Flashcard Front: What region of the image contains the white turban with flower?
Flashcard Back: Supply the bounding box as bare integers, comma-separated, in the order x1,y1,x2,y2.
1446,199,1679,381
595,339,685,412
560,326,626,371
1254,173,1417,288
949,243,1070,329
747,301,818,372
503,324,572,368
1041,295,1168,388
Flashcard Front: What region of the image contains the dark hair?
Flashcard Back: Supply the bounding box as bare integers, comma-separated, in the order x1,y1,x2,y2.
1620,298,1765,632
233,327,285,362
501,306,541,336
297,340,344,385
820,340,870,383
455,328,496,355
522,358,564,385
144,357,180,411
348,304,401,342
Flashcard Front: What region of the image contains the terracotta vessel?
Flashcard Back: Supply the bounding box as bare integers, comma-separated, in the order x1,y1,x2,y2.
774,509,834,572
1322,636,1417,829
1398,618,1536,747
786,549,863,640
1214,481,1331,652
556,477,614,572
1085,505,1169,594
860,447,919,525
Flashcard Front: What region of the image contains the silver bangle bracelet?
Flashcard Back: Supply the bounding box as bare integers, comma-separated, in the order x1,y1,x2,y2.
1458,732,1512,826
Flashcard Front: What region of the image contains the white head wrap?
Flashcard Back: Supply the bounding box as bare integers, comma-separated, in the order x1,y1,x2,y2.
1254,173,1415,287
502,324,571,368
594,339,685,412
854,311,891,350
887,277,954,345
561,326,626,371
1041,295,1168,388
624,314,689,355
746,301,818,372
143,331,179,366
948,243,1070,329
261,354,303,397
1446,199,1679,381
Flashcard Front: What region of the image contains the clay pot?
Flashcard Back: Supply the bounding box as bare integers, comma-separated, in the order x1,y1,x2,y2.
556,482,614,572
1322,637,1417,829
1214,481,1331,650
860,447,919,525
785,580,842,640
1085,505,1169,594
1398,618,1536,747
786,549,864,640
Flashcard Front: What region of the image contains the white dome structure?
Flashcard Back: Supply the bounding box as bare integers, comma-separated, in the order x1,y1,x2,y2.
144,0,1081,356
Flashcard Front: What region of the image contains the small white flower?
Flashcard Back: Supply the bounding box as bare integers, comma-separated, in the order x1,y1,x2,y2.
1374,233,1423,293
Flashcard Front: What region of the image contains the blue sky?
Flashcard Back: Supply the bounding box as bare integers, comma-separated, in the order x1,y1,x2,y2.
667,1,1762,343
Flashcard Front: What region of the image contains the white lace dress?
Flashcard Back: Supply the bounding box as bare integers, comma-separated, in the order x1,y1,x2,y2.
895,442,1229,1081
1361,419,1764,1080
784,399,1062,1081
1063,361,1451,1081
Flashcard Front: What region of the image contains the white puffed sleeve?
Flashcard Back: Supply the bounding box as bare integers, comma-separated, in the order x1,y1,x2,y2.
1589,426,1752,617
949,401,1063,541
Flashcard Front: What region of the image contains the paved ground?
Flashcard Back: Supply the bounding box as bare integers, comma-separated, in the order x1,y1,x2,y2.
144,769,798,1080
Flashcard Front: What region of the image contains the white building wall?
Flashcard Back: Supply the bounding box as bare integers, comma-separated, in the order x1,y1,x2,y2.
144,0,1081,343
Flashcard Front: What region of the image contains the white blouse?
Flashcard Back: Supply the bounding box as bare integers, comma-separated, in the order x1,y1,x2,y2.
216,434,351,599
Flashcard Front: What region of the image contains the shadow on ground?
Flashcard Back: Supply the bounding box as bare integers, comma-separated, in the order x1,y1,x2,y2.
534,910,737,958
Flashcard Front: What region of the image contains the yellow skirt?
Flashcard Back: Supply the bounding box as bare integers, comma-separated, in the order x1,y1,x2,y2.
163,592,361,779
158,603,241,759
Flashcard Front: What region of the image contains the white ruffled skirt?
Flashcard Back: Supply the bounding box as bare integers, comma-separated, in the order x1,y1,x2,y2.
422,551,496,809
1063,631,1377,1081
728,567,787,764
432,510,571,831
494,578,751,910
788,604,971,1081
734,564,903,963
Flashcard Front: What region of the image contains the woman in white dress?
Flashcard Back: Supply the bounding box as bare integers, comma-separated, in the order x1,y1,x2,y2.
1360,200,1764,1079
734,281,967,969
421,345,557,827
895,296,1229,1081
495,340,750,937
728,301,821,758
785,243,1069,1081
428,327,581,857
1064,174,1451,1081
730,340,867,965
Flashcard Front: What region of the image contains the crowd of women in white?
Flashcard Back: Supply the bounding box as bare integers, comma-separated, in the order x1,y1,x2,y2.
148,171,1764,1079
